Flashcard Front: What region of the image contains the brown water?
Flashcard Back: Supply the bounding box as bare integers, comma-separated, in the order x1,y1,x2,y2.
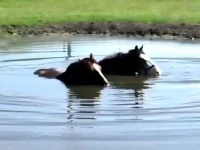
1,35,200,150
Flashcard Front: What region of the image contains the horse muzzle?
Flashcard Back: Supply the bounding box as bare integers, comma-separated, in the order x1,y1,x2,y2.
140,65,162,76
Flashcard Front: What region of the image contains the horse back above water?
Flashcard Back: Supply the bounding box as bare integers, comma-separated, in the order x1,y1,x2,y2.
98,45,162,76
34,53,109,86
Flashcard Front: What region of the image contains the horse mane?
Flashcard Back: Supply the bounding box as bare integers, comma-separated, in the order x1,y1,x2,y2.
103,51,129,60
65,53,98,76
76,53,98,64
101,45,143,61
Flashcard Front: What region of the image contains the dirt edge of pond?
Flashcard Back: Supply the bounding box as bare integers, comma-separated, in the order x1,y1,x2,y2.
0,21,200,40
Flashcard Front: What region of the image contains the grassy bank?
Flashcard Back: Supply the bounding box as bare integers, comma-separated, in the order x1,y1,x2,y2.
0,0,200,25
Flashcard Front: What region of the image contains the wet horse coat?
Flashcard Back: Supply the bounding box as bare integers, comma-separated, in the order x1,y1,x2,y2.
34,54,109,86
98,45,161,76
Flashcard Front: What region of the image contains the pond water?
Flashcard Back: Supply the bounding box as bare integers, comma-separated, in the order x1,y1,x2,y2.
1,34,200,150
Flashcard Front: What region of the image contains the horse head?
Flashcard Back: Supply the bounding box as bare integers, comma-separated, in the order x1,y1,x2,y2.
57,53,109,86
127,45,162,76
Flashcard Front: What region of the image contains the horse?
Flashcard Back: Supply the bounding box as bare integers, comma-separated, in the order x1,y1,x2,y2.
34,53,109,86
98,45,162,76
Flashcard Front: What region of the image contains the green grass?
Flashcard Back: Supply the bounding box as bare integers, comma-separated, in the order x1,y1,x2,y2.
0,0,200,25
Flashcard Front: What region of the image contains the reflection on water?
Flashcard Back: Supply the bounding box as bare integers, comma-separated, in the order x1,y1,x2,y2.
107,75,151,97
67,85,104,99
65,76,151,121
66,76,150,99
66,85,103,120
1,35,200,149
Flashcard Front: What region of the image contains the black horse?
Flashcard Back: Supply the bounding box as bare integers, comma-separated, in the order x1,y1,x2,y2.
34,54,109,86
98,45,162,76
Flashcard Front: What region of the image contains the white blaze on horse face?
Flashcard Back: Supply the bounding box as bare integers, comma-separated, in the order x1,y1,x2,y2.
139,53,162,76
93,63,109,85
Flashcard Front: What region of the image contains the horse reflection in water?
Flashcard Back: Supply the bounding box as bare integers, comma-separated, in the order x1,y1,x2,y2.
65,85,104,121
106,75,151,99
65,76,153,121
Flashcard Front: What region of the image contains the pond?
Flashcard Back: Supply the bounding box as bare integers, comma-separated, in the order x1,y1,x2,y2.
1,34,200,150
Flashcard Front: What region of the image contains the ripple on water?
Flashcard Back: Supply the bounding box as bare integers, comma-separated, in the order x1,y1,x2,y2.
1,35,200,147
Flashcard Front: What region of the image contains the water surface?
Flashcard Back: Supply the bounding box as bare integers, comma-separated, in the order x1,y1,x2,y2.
1,35,200,150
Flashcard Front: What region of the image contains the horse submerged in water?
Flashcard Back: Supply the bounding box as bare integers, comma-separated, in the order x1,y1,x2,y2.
98,45,162,76
34,54,109,86
34,45,161,86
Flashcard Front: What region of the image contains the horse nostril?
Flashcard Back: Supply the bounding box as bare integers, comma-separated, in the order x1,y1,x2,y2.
156,72,159,75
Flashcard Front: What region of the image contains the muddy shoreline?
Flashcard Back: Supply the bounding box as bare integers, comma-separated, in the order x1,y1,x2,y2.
0,22,200,39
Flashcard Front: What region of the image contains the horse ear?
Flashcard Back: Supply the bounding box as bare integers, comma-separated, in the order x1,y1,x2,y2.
90,53,94,59
78,58,81,61
135,45,138,50
140,45,143,50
